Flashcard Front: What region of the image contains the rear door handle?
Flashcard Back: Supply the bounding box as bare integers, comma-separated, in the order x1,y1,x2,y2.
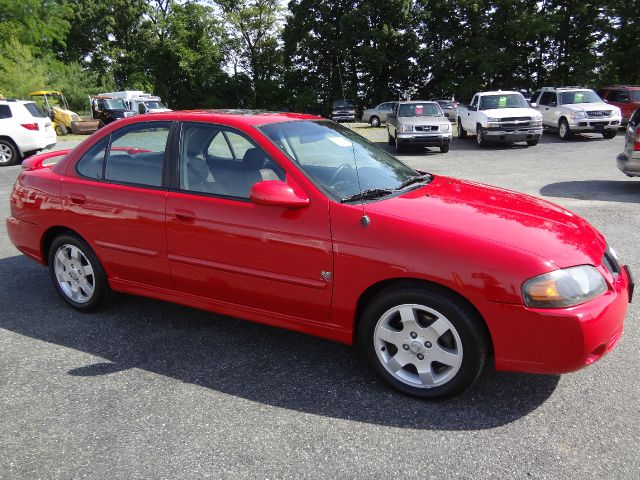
69,193,86,205
174,209,195,223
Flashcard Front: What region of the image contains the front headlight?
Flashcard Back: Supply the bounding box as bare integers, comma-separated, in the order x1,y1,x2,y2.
399,124,413,133
487,117,500,122
571,111,587,119
522,265,607,308
531,117,542,127
440,123,450,132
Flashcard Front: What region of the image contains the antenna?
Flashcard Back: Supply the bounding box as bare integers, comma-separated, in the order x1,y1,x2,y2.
336,54,368,226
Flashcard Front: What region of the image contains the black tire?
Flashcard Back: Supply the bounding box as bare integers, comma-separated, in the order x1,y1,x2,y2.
440,143,450,153
0,138,20,166
358,285,488,399
476,125,487,147
370,116,380,127
47,234,112,312
602,130,617,139
395,135,404,153
457,119,467,138
55,124,68,136
387,129,394,145
558,118,571,140
526,138,539,147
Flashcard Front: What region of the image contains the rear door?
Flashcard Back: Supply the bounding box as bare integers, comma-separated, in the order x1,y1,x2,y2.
62,121,173,288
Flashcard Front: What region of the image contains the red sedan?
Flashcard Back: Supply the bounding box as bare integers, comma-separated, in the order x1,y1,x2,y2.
7,111,634,398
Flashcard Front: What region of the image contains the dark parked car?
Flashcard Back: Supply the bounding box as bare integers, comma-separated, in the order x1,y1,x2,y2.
90,96,135,127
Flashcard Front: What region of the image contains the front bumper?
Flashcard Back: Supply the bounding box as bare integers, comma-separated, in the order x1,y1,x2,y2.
484,126,543,143
569,118,620,131
617,152,640,177
477,264,632,374
397,132,452,147
332,115,356,122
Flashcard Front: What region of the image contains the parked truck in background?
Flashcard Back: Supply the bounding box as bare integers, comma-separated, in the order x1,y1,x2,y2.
99,91,171,115
89,95,136,127
457,91,543,147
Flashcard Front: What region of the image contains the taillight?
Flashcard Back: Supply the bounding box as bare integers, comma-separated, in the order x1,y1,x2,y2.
20,123,39,131
634,131,640,151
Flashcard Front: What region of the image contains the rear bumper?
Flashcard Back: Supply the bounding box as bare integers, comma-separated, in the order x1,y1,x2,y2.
397,132,452,147
477,266,631,374
617,152,640,176
6,215,45,264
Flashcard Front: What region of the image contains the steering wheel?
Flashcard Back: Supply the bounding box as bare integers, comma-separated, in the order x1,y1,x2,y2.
328,163,353,186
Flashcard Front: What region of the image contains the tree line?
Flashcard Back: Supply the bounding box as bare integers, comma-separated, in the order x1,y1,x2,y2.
0,0,638,114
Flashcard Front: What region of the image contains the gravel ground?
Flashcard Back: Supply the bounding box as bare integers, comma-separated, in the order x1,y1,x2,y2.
0,127,638,479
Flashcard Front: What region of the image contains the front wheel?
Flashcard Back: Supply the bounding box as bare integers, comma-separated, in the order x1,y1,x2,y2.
558,119,571,140
358,286,488,399
48,234,112,312
476,126,487,147
370,116,380,127
602,130,617,139
440,143,450,153
526,138,539,147
387,129,394,145
55,124,68,136
457,119,467,138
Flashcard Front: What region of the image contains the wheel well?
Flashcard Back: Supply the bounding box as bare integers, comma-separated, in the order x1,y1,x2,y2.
0,136,21,156
41,226,83,265
354,278,494,354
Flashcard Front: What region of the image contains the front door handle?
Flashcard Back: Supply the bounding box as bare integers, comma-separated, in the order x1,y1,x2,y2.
174,209,195,223
69,193,86,205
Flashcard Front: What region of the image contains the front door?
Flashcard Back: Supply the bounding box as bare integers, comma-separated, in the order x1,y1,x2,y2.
165,122,333,322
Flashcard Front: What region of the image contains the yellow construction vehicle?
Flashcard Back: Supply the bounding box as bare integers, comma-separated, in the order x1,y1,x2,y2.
29,91,99,135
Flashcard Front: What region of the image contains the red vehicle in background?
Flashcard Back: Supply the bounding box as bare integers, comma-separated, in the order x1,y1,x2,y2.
599,85,640,124
6,110,634,399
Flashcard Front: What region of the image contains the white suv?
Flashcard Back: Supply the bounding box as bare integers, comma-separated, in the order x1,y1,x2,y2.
0,100,56,166
531,87,622,140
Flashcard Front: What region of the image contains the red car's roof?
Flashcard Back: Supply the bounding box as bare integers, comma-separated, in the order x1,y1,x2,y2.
140,109,324,126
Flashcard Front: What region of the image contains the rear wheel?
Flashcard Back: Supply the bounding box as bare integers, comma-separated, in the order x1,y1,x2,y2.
370,116,380,127
48,234,112,312
358,286,487,399
457,119,467,138
558,119,571,140
602,130,617,139
0,139,20,166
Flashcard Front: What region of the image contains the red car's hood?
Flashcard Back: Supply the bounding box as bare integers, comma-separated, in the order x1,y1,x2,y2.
368,176,606,268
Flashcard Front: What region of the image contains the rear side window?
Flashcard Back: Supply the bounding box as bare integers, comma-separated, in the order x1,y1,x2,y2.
76,137,109,180
23,103,47,118
105,122,171,187
0,105,11,119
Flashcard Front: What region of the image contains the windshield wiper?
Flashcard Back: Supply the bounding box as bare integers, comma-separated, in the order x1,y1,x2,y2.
341,188,393,203
396,173,433,190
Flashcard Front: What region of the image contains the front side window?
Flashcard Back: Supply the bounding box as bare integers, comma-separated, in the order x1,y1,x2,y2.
559,90,602,105
180,123,284,199
398,103,442,117
479,94,528,110
103,122,171,187
260,120,419,201
538,92,556,106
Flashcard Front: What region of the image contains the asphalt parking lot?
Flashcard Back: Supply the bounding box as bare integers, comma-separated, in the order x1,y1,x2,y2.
1,129,638,478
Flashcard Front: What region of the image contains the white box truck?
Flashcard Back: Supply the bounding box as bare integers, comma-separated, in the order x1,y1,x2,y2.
99,91,171,115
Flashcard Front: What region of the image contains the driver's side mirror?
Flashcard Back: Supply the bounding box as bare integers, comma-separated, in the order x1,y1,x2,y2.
388,112,396,118
250,180,309,209
550,101,557,107
530,102,537,108
469,105,477,111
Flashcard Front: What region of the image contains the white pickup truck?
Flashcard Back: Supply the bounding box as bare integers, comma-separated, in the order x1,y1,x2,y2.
456,91,543,147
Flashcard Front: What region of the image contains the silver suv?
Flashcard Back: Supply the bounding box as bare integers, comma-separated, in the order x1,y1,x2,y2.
617,106,640,177
386,101,452,153
532,87,622,140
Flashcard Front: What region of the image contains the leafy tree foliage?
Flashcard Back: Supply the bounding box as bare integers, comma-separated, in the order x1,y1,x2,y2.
0,0,638,110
